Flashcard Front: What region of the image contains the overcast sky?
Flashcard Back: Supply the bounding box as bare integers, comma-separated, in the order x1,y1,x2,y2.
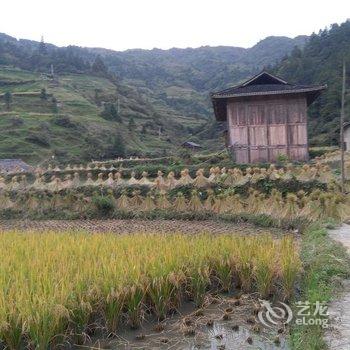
1,0,349,51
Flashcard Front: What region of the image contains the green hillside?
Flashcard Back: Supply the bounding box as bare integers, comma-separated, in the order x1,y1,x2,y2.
0,66,204,164
1,21,349,161
0,33,308,163
94,36,308,119
273,21,350,146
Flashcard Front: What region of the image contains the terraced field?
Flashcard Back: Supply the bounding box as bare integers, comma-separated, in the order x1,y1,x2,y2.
0,66,203,163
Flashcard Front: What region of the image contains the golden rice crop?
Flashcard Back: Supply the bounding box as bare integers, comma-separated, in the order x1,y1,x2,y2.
0,231,300,349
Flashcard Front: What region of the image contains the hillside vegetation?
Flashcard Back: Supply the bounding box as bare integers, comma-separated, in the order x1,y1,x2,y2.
274,21,350,146
2,21,350,162
92,36,308,119
0,33,309,163
0,67,204,163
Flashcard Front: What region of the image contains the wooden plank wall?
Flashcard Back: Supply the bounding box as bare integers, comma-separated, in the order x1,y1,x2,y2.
227,95,308,163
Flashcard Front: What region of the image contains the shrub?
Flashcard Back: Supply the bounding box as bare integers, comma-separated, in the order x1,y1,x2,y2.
52,115,77,128
3,91,12,110
25,132,50,147
309,148,333,159
9,116,24,127
276,153,289,165
92,194,115,216
100,103,121,122
40,88,47,100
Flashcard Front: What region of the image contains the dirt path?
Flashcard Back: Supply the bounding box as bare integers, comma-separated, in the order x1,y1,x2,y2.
325,224,350,349
0,219,284,236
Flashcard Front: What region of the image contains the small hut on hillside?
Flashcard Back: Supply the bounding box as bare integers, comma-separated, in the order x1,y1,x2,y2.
181,141,202,150
211,72,326,163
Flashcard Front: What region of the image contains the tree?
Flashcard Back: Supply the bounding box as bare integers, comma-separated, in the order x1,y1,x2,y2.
141,124,147,134
94,89,101,106
91,55,108,76
273,20,350,146
100,103,122,122
4,91,12,111
113,133,126,157
128,117,136,132
92,133,126,159
40,88,47,100
38,36,47,55
109,104,119,121
51,97,58,113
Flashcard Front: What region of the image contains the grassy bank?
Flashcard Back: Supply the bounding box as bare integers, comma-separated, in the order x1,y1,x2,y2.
290,224,350,349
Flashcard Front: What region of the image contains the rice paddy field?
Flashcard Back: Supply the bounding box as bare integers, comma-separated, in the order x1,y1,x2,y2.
1,156,349,349
0,230,299,349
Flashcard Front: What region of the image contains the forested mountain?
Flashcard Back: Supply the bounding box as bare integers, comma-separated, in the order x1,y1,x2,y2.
91,35,308,91
273,20,350,146
0,32,308,162
91,36,308,120
0,33,308,119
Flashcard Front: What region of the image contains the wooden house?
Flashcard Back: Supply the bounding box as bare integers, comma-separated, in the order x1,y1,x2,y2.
211,72,326,163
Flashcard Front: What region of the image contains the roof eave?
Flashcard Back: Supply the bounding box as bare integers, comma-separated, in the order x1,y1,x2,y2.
212,71,289,96
211,85,327,99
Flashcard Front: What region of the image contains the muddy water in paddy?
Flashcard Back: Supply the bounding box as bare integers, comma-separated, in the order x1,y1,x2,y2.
80,295,288,350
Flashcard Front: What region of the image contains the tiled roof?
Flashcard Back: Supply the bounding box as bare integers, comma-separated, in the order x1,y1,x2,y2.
0,159,33,174
211,71,327,121
182,141,201,148
211,83,326,98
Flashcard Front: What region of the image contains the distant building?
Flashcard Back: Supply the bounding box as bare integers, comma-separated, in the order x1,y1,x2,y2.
181,141,202,150
211,71,326,163
0,159,33,174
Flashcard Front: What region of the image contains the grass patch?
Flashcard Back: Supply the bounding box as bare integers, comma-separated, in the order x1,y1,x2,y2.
289,224,350,349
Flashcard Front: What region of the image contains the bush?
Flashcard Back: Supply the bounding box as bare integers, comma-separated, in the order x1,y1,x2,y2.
100,103,121,122
9,116,24,127
178,148,192,164
276,153,289,165
309,148,334,159
233,178,327,196
25,132,50,147
92,194,115,216
40,88,47,100
51,97,58,113
52,115,78,128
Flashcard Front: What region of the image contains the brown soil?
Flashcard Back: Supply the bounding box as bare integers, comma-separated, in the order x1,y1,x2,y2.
0,219,285,236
